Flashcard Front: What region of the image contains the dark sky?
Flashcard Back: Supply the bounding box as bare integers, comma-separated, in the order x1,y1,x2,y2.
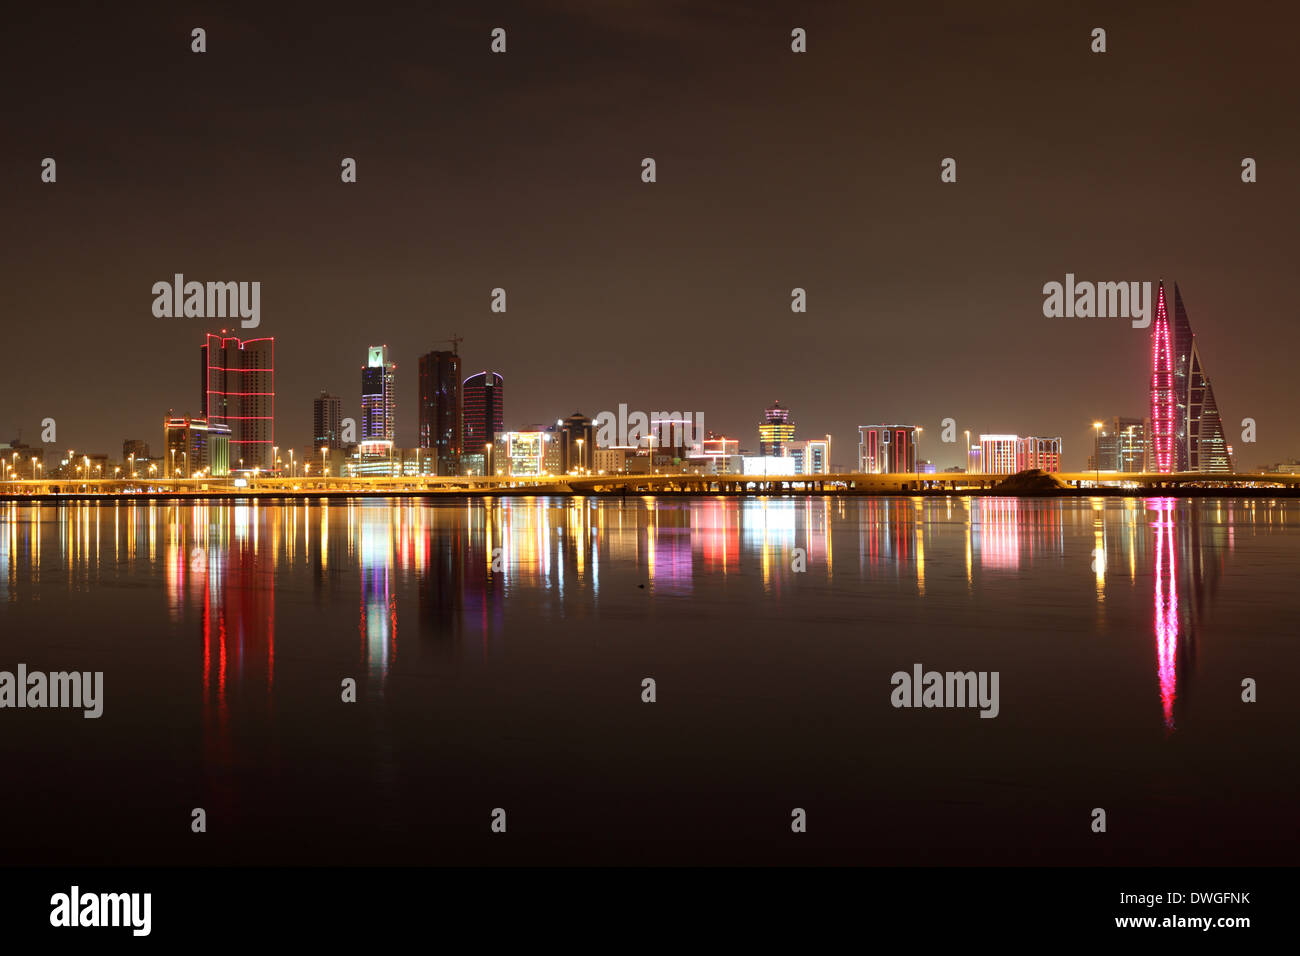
3,1,1297,469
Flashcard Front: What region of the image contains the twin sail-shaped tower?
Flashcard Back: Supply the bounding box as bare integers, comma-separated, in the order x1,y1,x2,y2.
1149,282,1231,474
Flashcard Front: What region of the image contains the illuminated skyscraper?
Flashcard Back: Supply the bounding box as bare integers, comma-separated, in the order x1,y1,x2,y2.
759,401,795,457
463,371,505,454
361,345,396,444
418,349,462,475
201,332,274,470
1149,282,1176,473
1171,285,1230,473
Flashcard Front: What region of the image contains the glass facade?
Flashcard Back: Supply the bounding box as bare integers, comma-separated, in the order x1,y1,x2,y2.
418,350,462,476
463,371,505,453
361,345,396,444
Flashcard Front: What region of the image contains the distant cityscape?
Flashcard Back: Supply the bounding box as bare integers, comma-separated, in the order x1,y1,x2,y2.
3,281,1297,486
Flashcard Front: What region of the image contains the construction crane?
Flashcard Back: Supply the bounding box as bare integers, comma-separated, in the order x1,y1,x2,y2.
432,335,463,354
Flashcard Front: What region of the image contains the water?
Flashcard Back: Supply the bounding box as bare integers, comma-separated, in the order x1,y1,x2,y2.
0,496,1295,865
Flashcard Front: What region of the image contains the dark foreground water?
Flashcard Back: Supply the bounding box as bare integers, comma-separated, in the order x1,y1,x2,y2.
0,496,1295,865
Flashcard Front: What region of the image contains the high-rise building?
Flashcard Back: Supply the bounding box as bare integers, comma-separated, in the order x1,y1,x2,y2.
1149,282,1177,473
313,391,344,451
122,439,150,462
759,401,796,457
201,333,275,470
858,425,917,473
979,435,1019,475
361,345,396,444
1151,282,1230,474
418,350,462,475
463,371,505,454
492,430,560,476
792,439,830,475
1095,417,1148,471
164,413,231,477
557,411,594,474
1171,285,1230,473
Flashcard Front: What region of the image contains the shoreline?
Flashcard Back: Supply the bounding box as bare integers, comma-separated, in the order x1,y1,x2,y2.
3,486,1299,503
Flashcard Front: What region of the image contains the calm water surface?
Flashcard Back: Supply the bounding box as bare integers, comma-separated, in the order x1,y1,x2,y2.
1,496,1296,864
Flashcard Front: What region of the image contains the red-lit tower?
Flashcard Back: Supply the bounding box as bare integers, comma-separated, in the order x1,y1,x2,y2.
1149,281,1175,473
202,332,275,471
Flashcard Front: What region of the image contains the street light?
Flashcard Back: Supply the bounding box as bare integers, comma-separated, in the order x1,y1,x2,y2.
320,446,328,478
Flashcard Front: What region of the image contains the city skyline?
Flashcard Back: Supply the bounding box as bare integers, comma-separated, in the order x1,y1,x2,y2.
3,284,1263,476
2,5,1295,470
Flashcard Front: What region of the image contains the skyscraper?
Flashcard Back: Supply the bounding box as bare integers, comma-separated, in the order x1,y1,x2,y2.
759,401,795,457
463,371,504,455
361,345,396,444
1149,282,1176,473
201,332,275,470
1171,285,1230,473
418,350,462,475
313,390,343,450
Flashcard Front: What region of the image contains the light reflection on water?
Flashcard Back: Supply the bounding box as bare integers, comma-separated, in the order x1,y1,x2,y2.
0,495,1280,740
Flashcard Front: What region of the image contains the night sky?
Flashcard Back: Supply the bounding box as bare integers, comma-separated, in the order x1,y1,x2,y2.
3,1,1297,469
